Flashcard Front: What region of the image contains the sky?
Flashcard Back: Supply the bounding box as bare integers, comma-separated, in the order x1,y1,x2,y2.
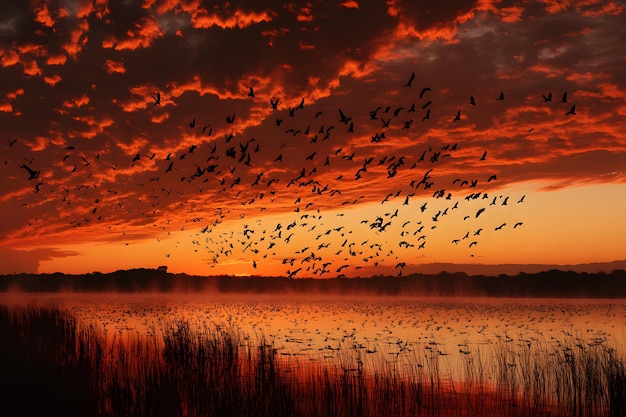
1,0,625,278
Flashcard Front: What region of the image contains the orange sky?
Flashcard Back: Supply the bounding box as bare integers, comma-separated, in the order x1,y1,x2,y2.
1,0,625,277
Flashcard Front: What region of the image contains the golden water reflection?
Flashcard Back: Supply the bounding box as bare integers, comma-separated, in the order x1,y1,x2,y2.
3,293,625,380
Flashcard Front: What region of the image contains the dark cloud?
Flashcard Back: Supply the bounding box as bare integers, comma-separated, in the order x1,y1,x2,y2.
0,247,80,274
0,1,624,275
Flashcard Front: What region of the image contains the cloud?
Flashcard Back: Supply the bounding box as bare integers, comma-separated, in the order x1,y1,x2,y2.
0,1,624,275
0,247,80,274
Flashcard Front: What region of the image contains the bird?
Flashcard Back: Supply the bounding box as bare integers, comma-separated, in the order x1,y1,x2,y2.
479,151,487,161
453,110,461,122
542,92,552,102
566,105,576,115
20,164,40,179
152,92,161,105
248,87,255,97
338,108,351,124
8,138,17,147
496,92,504,101
469,96,476,105
270,98,279,109
560,92,568,103
419,87,431,99
404,72,415,87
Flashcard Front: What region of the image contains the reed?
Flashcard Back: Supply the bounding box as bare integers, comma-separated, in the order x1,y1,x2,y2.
1,304,625,417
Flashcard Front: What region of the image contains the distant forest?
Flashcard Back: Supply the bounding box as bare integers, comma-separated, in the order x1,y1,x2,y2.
2,268,626,298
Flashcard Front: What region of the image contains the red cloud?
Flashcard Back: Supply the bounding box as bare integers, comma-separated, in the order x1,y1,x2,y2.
105,18,165,50
46,54,67,65
43,74,63,86
63,20,90,59
191,9,276,29
32,2,56,27
340,1,360,10
6,88,24,99
103,59,126,74
62,94,90,109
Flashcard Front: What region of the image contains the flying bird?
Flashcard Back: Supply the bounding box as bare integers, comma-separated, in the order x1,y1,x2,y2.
542,92,552,102
560,92,568,103
469,96,476,105
566,105,576,115
404,72,415,87
248,87,255,97
496,92,504,101
152,92,161,105
20,164,40,180
419,87,431,99
453,110,461,122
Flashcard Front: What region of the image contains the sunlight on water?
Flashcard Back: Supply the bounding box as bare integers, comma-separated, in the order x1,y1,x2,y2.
3,293,625,378
3,293,626,416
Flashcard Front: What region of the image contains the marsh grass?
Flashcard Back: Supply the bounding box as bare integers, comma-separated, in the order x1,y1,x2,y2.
1,305,625,417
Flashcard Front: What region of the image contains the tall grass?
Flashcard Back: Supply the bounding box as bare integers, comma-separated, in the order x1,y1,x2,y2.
1,304,625,417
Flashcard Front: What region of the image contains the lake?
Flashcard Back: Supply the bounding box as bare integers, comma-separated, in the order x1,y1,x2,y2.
2,293,625,416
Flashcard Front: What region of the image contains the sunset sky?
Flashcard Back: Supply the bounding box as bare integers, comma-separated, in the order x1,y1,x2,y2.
1,0,625,277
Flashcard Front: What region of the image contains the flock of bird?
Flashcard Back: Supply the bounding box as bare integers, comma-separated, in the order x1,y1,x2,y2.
5,72,579,277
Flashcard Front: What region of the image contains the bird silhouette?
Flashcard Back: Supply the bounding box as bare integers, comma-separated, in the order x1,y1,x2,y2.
20,164,40,180
496,92,504,101
404,72,415,87
560,92,568,103
469,96,476,105
248,87,255,97
453,110,461,122
419,87,431,99
566,105,576,115
152,92,161,105
542,92,552,102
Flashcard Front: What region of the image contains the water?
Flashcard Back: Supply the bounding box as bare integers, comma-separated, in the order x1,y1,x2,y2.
2,293,624,376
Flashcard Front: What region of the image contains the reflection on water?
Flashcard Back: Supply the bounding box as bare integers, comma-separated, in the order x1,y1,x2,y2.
5,294,624,363
2,293,626,416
